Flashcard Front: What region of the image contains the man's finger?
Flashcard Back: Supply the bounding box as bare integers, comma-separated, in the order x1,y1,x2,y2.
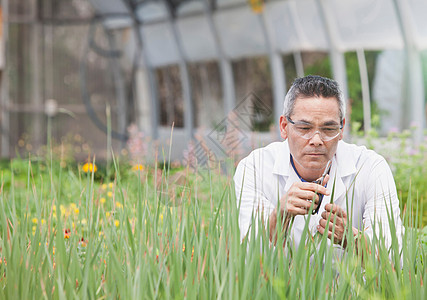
319,218,340,232
317,225,326,235
324,204,346,218
322,174,330,186
295,190,319,203
321,212,345,228
288,206,309,216
298,182,330,196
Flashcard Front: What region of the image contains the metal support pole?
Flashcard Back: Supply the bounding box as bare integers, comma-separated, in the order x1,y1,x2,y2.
203,0,236,116
119,0,159,139
293,51,304,78
146,66,160,139
32,4,43,149
135,62,159,138
164,1,194,139
178,60,194,137
135,26,160,139
288,2,305,79
356,48,371,133
392,0,425,143
105,28,128,145
315,0,349,137
1,0,9,157
270,53,286,132
258,12,286,136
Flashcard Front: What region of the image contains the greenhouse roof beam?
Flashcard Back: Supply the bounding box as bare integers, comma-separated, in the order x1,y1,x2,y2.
203,0,236,116
315,0,349,137
123,0,160,138
356,49,372,133
163,0,195,139
258,10,286,137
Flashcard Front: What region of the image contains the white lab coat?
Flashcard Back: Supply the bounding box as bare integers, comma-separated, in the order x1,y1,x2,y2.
234,140,403,250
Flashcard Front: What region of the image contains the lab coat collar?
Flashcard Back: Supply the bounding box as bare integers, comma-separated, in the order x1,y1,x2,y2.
325,141,359,204
272,140,291,177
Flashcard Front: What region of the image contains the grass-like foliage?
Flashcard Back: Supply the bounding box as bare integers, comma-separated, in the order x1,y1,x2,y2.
0,155,425,299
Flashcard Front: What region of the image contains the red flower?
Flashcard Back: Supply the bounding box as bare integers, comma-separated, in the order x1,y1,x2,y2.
64,228,71,239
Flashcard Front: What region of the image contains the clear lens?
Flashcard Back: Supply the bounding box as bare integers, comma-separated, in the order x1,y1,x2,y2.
287,116,342,141
298,129,341,141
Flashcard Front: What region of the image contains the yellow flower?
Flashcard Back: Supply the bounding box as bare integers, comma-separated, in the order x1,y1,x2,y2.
115,202,123,209
32,218,38,224
132,164,145,171
99,231,104,237
106,212,111,218
52,205,57,211
70,203,77,210
41,219,46,225
107,191,113,198
82,162,97,173
74,208,79,215
249,0,264,14
108,183,114,189
101,184,107,190
100,197,106,204
159,213,163,222
114,220,120,227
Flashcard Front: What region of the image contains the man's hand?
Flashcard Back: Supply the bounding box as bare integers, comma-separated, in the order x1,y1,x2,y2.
269,176,330,244
278,175,330,217
317,203,358,247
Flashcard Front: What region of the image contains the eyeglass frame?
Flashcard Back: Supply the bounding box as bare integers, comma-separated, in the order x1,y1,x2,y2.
286,116,343,141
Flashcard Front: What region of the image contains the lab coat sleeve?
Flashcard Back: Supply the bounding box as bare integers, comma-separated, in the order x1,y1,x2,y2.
234,152,276,242
361,156,403,250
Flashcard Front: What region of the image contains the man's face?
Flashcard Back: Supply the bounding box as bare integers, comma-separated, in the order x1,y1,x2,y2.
279,96,344,175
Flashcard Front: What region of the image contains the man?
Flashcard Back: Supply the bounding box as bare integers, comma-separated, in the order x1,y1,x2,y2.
234,75,403,251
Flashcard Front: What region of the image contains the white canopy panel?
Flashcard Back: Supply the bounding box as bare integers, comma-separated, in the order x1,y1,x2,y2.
88,0,427,65
177,15,218,62
408,0,427,49
214,6,267,59
141,22,181,67
216,0,247,9
89,0,131,28
329,0,403,51
264,0,329,52
136,2,169,23
176,0,205,15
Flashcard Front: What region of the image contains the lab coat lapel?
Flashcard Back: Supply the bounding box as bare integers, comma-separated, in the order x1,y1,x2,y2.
328,156,347,206
271,141,300,197
271,141,301,192
329,141,358,206
283,167,301,192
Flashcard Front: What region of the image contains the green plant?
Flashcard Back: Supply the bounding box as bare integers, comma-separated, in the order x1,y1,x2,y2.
0,151,425,298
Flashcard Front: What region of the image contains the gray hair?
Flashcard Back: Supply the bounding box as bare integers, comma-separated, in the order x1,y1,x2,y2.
282,75,346,122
